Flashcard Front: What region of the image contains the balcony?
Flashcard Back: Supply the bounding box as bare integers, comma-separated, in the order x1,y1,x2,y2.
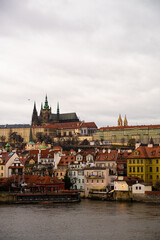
85,175,104,179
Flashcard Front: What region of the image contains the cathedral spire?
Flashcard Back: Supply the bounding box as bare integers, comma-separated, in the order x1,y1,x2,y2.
44,94,49,110
29,127,34,143
118,114,123,126
31,102,39,126
124,115,128,126
57,102,60,120
57,102,60,115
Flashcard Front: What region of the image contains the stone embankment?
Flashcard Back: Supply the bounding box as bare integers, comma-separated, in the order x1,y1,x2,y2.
113,191,160,203
133,191,160,203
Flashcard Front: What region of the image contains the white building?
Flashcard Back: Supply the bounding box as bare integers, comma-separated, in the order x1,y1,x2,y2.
68,162,85,191
132,183,152,194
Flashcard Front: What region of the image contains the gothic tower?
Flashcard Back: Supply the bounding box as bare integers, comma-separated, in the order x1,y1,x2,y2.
124,115,128,126
118,114,123,126
39,95,51,125
31,102,39,126
57,102,60,121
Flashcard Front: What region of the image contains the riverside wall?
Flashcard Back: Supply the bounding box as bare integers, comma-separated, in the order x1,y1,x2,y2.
0,193,17,203
133,191,160,203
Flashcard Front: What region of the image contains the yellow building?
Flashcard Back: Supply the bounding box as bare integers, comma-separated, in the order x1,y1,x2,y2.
0,122,96,144
127,145,160,187
0,124,31,143
0,160,5,178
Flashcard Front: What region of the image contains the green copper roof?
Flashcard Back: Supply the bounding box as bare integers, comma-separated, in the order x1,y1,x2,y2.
5,143,10,147
28,141,35,145
40,141,47,149
43,95,50,110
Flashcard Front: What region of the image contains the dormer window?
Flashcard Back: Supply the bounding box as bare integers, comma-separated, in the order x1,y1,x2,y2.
134,151,139,156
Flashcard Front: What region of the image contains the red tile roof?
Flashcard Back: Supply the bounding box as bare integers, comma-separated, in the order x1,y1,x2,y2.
58,155,76,167
99,124,160,131
114,176,144,185
128,145,160,159
33,121,97,130
95,150,118,161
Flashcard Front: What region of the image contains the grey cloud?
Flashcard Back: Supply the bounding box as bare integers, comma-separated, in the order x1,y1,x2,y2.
0,0,160,127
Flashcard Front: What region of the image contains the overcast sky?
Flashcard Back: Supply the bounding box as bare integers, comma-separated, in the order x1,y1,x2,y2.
0,0,160,128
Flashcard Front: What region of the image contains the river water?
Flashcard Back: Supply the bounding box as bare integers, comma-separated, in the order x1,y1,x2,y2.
0,200,160,240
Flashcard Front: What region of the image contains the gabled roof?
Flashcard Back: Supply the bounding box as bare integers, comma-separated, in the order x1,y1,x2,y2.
35,121,97,130
50,113,79,121
117,151,131,163
95,150,118,161
58,155,76,167
114,176,144,186
128,145,160,159
0,152,16,164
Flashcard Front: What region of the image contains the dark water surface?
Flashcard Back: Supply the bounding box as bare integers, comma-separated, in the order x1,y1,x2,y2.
0,200,160,240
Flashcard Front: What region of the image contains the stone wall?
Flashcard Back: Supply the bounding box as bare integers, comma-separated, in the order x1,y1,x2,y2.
0,193,17,203
133,191,160,203
113,191,132,201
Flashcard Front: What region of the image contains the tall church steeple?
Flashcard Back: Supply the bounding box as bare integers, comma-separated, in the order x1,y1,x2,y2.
124,115,128,126
31,102,39,126
29,127,34,143
118,114,123,126
57,102,60,120
43,95,50,110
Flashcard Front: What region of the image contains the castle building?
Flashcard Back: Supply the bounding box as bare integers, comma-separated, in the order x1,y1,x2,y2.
32,95,79,126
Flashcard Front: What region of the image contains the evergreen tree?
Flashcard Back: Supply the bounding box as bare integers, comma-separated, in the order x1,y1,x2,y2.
63,170,73,190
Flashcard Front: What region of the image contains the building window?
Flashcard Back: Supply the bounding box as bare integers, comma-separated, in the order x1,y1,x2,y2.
129,167,132,173
137,167,139,172
1,173,3,176
129,160,131,164
137,160,139,164
102,180,104,183
141,167,143,172
150,175,152,179
157,175,159,179
133,167,135,172
133,160,135,164
141,160,143,164
79,179,81,183
149,160,152,164
156,167,159,172
97,180,99,183
1,166,3,170
156,159,159,164
92,180,93,183
139,186,141,190
150,167,152,172
87,180,88,183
